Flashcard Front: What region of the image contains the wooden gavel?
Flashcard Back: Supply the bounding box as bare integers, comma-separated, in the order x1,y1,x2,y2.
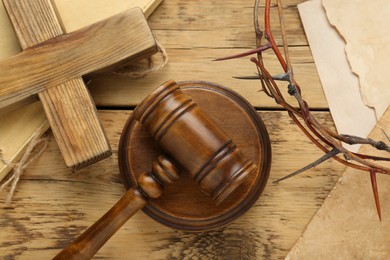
55,80,257,259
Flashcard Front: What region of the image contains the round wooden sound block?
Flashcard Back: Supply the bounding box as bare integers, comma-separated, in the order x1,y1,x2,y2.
119,81,271,231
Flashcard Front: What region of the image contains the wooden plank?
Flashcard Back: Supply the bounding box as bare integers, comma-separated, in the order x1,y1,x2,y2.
147,1,307,46
4,0,63,49
0,8,157,109
39,79,111,169
88,0,328,109
0,110,345,259
90,47,326,109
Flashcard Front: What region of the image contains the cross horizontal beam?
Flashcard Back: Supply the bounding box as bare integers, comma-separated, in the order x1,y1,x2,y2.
0,8,157,109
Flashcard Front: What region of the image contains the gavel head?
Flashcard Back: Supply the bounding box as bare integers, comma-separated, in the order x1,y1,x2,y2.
133,80,257,205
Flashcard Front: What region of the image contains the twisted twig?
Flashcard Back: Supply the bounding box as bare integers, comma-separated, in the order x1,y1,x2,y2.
215,0,390,219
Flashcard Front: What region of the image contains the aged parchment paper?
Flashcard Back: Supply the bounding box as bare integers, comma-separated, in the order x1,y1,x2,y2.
294,1,390,257
298,0,376,152
323,0,390,120
286,107,390,259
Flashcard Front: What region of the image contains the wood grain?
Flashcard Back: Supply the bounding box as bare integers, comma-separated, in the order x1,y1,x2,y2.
39,78,111,169
90,48,324,109
54,188,148,259
0,110,345,259
4,0,63,49
88,0,327,109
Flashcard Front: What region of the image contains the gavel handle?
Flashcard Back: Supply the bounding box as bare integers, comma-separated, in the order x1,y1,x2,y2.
54,188,147,260
54,156,180,259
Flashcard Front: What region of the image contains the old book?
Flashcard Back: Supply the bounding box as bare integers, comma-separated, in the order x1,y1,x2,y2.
0,0,162,180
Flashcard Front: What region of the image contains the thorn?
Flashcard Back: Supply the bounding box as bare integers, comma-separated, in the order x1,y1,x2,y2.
343,153,352,162
233,75,261,80
213,43,272,61
233,73,290,81
272,73,290,81
352,152,390,162
274,148,340,183
382,129,390,142
369,170,382,221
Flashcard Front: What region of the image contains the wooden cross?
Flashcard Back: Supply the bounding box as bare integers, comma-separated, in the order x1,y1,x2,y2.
0,0,157,169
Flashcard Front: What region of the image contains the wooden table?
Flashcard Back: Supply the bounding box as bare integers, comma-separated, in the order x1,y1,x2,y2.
0,0,346,259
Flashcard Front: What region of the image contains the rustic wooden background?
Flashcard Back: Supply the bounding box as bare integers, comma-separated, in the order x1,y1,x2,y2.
0,0,346,259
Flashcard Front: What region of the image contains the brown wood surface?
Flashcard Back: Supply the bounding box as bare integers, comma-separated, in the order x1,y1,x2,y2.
0,0,346,259
88,0,326,110
54,188,148,259
0,110,344,259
